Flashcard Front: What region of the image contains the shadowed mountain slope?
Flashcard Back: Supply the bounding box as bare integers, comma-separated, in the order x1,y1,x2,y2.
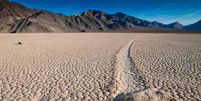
184,20,201,31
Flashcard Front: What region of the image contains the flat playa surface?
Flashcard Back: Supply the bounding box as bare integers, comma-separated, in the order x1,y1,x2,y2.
0,33,200,101
130,34,201,100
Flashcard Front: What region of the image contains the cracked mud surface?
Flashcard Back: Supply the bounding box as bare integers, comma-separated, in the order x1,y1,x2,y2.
0,33,200,101
130,34,201,100
0,33,139,101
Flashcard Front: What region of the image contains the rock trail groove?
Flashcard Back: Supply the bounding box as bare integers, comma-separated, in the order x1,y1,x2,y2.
116,37,142,93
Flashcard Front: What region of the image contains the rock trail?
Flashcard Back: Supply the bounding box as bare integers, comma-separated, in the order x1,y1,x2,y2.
116,37,142,93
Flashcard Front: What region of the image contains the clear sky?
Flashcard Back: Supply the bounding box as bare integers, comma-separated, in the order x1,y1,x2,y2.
8,0,201,25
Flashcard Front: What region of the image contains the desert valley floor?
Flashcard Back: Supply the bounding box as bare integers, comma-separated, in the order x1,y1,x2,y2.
0,33,200,101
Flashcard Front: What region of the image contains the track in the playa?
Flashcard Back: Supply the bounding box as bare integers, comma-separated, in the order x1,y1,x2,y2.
116,37,142,93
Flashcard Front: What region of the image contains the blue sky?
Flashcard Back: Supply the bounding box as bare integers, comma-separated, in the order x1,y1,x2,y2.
9,0,201,25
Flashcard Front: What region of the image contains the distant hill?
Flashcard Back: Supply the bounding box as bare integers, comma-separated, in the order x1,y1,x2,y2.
166,22,184,29
0,0,200,33
184,20,201,31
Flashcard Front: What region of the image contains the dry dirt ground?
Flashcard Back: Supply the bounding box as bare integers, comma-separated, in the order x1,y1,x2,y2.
0,33,200,101
129,34,201,101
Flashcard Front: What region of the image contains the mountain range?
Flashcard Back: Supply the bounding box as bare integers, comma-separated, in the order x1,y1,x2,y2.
75,10,184,29
0,0,200,33
75,10,201,31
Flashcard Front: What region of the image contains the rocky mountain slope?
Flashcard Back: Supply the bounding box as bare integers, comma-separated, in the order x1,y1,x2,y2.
0,10,125,33
75,10,184,29
0,0,125,33
0,0,41,25
184,20,201,31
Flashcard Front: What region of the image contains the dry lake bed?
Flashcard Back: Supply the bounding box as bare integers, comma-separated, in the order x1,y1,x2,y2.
0,33,200,101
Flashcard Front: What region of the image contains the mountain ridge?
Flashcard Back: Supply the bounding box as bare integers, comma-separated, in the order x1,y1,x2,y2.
184,20,201,31
74,10,187,29
0,0,41,25
0,0,200,33
0,10,125,33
